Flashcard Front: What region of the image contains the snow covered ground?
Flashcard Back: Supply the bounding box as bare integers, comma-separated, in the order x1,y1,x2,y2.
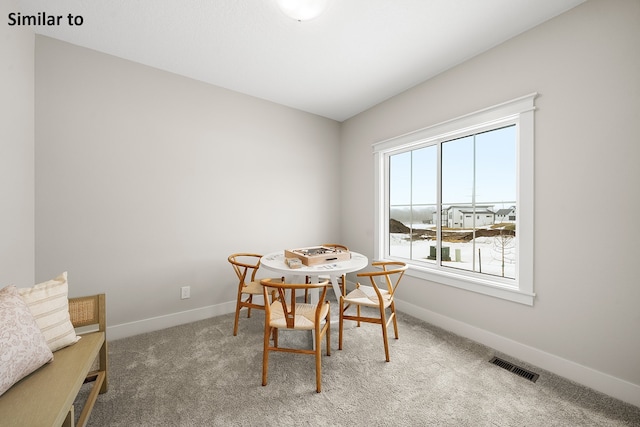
389,232,516,279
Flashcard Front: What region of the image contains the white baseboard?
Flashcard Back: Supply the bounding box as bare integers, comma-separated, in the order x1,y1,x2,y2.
107,301,236,341
394,298,640,408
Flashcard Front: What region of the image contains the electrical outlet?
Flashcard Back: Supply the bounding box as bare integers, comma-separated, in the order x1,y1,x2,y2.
181,286,190,299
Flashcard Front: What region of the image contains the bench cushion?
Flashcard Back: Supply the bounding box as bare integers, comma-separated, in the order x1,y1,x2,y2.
0,331,105,427
0,285,53,396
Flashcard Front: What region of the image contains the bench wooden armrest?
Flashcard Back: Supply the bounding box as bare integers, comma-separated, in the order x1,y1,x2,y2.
0,294,108,427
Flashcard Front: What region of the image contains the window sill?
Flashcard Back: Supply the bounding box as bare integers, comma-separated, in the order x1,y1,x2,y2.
401,262,535,306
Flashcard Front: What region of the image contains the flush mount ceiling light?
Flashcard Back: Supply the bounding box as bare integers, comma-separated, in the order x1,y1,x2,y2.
276,0,329,22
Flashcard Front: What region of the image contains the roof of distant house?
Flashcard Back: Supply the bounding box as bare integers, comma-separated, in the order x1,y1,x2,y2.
495,208,515,216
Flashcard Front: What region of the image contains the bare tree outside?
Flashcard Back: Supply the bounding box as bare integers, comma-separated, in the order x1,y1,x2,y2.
491,225,516,277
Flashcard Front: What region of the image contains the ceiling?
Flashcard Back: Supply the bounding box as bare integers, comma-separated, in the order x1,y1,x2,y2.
17,0,585,122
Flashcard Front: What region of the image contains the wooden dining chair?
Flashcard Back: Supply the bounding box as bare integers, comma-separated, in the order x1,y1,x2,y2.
260,278,331,393
338,261,408,362
228,253,282,336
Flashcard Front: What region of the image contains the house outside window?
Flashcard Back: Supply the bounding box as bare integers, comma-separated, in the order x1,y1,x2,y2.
373,94,536,305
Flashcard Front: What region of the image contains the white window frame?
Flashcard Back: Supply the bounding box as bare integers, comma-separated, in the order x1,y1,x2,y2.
373,93,537,306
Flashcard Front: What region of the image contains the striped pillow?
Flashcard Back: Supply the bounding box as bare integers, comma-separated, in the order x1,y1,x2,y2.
18,272,80,352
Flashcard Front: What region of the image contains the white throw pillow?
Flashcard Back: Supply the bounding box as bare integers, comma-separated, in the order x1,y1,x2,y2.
18,272,80,352
0,285,54,396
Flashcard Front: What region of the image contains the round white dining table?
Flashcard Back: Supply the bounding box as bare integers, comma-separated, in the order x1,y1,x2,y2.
260,250,369,304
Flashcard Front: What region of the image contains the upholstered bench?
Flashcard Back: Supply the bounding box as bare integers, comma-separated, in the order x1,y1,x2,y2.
0,293,108,427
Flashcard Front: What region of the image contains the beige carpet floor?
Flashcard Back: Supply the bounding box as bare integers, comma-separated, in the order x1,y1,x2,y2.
76,307,640,426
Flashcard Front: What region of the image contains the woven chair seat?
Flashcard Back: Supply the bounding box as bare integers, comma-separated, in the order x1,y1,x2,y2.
269,301,330,330
343,286,391,308
241,280,263,294
242,279,282,295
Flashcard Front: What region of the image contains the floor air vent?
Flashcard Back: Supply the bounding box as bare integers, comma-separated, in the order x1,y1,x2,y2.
489,356,539,383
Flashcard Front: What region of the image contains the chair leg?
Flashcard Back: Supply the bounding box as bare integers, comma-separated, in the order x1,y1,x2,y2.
233,302,242,336
246,295,253,318
338,298,345,350
338,274,345,295
390,302,399,339
326,305,331,356
315,326,322,393
380,306,390,362
262,325,271,386
262,319,278,386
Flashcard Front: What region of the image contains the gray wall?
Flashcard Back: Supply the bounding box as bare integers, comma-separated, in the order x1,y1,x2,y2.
34,37,341,334
0,0,34,286
340,0,639,405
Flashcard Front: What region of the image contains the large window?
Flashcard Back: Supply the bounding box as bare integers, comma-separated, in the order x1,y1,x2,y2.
374,94,536,305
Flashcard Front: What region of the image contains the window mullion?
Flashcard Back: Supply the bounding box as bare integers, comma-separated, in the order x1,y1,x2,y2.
409,151,413,260
436,141,442,264
472,133,477,271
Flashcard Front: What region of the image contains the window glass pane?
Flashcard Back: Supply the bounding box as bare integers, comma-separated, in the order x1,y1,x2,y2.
388,146,436,261
441,136,473,271
442,135,473,206
439,126,516,278
412,146,437,205
475,126,516,205
390,151,411,206
389,151,411,258
476,125,516,279
411,146,436,263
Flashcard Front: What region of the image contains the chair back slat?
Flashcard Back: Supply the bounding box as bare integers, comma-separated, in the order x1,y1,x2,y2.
358,261,408,297
228,253,262,285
